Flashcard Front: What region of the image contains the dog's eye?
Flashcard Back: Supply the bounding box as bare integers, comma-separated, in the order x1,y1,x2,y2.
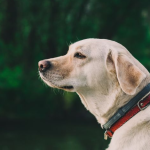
74,52,86,59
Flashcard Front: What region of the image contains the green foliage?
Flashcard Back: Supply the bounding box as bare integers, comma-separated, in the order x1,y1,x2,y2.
0,0,150,119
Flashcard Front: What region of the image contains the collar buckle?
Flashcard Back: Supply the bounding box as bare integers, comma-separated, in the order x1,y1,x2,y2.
137,97,150,111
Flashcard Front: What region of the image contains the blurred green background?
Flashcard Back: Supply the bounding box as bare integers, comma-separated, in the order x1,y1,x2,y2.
0,0,150,149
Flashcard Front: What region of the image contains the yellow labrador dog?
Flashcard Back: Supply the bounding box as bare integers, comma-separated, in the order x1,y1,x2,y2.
38,39,150,150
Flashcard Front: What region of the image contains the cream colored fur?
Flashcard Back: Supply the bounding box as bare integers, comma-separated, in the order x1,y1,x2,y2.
39,39,150,150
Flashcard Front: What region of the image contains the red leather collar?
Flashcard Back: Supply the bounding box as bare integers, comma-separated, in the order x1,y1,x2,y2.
104,94,150,139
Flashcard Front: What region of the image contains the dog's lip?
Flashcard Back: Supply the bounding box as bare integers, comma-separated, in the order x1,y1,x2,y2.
60,85,74,90
40,74,74,90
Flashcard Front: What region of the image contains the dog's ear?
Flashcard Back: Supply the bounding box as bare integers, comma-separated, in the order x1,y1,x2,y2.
106,50,146,95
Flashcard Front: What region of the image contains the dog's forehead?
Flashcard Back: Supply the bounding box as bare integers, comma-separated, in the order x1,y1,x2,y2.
68,39,101,54
68,38,128,56
68,39,110,58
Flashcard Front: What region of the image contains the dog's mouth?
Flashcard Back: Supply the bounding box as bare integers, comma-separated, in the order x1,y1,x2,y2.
60,86,74,90
50,84,74,91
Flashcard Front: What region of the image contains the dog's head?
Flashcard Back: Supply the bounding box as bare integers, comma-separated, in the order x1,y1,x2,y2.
39,39,146,94
38,39,148,123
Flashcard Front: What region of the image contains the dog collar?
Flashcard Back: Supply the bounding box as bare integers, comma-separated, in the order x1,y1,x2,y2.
103,83,150,140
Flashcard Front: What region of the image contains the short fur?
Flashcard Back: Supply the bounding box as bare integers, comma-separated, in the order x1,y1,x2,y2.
39,39,150,150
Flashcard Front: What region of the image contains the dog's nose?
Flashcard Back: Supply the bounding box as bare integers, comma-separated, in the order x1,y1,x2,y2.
38,60,51,72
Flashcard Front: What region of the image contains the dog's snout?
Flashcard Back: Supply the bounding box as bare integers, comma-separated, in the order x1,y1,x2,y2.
38,60,51,72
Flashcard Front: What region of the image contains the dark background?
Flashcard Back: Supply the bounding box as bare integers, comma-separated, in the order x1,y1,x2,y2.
0,0,150,149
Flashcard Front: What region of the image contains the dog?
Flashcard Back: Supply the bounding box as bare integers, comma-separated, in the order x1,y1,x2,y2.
38,39,150,150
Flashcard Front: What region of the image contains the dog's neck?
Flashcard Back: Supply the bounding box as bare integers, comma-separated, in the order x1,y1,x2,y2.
77,87,131,124
77,77,150,125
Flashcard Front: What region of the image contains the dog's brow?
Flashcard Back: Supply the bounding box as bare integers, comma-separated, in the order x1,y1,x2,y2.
68,45,82,53
76,46,82,51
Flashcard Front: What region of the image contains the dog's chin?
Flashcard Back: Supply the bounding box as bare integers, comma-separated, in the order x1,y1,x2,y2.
40,76,74,92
